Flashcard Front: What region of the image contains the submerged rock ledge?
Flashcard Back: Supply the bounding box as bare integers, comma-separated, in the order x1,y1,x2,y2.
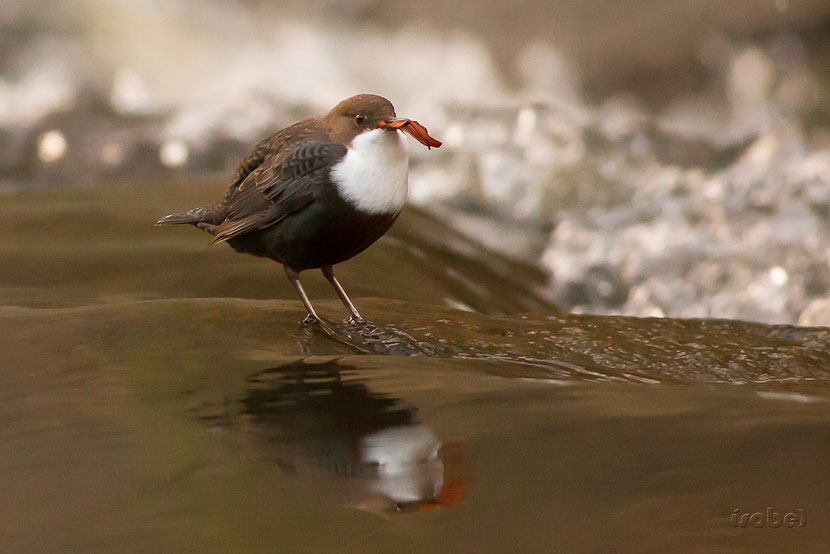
4,298,828,387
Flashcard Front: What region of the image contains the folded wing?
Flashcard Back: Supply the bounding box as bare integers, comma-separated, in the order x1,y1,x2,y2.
211,140,347,244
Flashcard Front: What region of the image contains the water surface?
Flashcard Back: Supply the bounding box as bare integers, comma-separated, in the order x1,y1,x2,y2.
2,184,829,551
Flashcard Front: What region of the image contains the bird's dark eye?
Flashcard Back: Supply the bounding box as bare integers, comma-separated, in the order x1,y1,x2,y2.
355,114,366,124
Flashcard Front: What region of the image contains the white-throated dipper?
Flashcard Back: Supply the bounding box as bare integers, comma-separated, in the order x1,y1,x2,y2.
157,94,442,323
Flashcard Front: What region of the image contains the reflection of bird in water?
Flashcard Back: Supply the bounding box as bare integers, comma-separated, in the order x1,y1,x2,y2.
240,358,464,514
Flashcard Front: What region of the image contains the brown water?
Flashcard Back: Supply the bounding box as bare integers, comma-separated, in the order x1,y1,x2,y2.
2,183,830,551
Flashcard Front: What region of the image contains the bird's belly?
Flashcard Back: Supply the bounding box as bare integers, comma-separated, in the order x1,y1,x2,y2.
227,204,399,270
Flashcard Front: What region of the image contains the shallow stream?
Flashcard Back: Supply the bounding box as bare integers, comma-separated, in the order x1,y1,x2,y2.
2,182,829,550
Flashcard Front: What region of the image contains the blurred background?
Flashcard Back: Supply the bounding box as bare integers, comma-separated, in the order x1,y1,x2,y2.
3,0,830,325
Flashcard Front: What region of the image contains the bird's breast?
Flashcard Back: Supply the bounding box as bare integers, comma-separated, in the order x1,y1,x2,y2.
330,129,409,215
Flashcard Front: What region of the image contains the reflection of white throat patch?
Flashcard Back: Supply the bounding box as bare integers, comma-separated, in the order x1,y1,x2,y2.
331,129,409,215
359,424,444,503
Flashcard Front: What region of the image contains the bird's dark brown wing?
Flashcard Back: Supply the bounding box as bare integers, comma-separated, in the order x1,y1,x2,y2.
230,134,274,188
211,140,347,244
226,116,329,192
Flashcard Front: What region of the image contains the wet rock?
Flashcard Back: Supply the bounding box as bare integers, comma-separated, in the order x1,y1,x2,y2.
4,297,829,385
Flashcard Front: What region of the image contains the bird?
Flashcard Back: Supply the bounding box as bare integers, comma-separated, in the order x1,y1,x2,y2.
157,94,442,323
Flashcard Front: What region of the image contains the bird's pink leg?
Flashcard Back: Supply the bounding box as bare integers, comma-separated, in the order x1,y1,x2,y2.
284,266,320,323
321,266,363,322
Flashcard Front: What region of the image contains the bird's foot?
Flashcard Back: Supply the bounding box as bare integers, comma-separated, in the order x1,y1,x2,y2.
302,314,320,325
345,315,375,328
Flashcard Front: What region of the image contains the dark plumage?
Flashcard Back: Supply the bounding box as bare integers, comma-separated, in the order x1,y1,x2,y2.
157,94,441,322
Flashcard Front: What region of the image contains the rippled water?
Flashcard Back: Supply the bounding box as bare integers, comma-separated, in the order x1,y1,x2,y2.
2,183,830,551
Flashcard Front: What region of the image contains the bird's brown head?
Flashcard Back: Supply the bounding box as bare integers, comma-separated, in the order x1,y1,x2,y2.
323,94,442,149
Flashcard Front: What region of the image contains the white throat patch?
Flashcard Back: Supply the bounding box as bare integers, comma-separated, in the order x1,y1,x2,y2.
331,128,409,215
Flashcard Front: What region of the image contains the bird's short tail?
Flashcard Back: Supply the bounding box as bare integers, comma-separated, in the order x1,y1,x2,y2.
156,207,213,226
